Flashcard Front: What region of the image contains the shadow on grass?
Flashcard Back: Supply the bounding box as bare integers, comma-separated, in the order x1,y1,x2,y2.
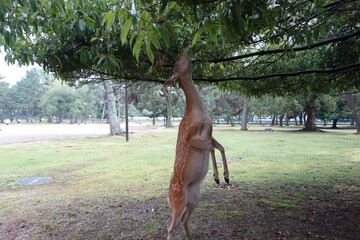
2,181,358,240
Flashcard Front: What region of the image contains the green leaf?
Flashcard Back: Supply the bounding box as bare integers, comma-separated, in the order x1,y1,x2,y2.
145,40,154,64
101,12,110,25
149,33,160,49
78,19,85,31
160,0,168,13
192,30,202,46
102,11,116,31
140,11,149,22
129,31,136,46
29,0,37,13
313,29,320,41
121,19,132,45
159,27,170,48
209,25,217,42
133,37,143,61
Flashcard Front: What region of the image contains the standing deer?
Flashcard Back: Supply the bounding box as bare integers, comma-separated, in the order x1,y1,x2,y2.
164,51,229,240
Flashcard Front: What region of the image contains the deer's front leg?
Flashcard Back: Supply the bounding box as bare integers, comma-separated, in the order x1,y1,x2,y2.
186,123,212,150
212,137,230,183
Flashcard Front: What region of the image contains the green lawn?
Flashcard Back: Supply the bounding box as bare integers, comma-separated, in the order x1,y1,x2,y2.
0,126,359,239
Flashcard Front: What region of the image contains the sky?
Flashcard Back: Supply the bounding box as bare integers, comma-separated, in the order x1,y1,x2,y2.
0,50,39,86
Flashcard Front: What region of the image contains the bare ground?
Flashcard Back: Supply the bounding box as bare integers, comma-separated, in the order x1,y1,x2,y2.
0,123,108,144
0,122,159,144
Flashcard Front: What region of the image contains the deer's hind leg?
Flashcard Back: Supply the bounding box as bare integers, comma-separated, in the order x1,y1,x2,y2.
212,137,230,183
180,184,200,240
167,196,185,240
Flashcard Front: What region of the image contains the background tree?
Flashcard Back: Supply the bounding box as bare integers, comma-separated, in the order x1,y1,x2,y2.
12,68,48,122
135,83,165,125
103,79,123,135
316,94,339,127
241,96,250,130
39,82,76,123
0,79,13,122
345,91,360,133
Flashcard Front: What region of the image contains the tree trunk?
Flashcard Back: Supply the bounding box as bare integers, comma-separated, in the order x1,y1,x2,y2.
163,87,173,128
279,114,284,127
240,97,249,130
299,113,303,125
346,92,360,134
331,119,338,129
350,118,355,126
101,102,106,123
304,94,318,131
271,114,276,126
47,115,52,123
103,80,123,135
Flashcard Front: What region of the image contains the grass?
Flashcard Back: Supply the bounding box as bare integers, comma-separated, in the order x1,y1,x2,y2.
0,125,359,239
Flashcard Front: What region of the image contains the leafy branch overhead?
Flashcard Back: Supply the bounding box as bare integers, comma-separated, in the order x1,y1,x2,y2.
0,0,359,96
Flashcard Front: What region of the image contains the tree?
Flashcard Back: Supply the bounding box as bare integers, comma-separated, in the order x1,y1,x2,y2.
240,96,250,130
39,82,76,123
135,83,165,125
161,86,173,128
0,79,13,122
315,94,339,127
2,1,359,82
76,84,104,123
103,80,123,135
12,68,48,122
1,0,359,134
345,92,360,134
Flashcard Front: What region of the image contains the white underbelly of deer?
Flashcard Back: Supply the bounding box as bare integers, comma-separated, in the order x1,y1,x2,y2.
183,148,210,184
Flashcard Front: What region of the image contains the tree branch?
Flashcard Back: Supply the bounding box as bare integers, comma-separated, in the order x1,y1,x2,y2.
197,29,360,63
193,63,360,82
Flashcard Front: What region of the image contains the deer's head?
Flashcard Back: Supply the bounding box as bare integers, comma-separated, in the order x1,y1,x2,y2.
164,51,191,88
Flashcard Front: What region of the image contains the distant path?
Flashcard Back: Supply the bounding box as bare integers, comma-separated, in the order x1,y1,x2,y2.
0,123,111,144
0,122,170,144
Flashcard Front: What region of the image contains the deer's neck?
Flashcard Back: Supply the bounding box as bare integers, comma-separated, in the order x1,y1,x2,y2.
179,76,205,114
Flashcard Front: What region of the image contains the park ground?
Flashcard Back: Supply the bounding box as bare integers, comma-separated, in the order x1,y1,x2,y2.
0,122,359,239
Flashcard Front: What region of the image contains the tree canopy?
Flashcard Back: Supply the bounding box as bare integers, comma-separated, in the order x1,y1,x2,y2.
0,0,359,97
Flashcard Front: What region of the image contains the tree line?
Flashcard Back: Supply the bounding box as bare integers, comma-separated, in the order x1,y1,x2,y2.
1,0,359,134
1,68,358,133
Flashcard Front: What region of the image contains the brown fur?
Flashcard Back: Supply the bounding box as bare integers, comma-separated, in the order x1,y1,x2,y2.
165,52,229,240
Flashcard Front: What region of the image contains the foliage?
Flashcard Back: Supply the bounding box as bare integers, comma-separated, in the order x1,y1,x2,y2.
316,94,341,124
134,83,165,121
39,82,76,122
0,80,13,122
1,0,359,92
200,86,243,124
11,68,49,121
38,80,103,123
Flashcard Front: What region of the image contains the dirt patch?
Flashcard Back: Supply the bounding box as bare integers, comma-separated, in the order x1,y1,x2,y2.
3,218,29,240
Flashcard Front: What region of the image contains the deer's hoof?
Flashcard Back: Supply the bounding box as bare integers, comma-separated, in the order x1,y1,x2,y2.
214,178,220,184
225,177,229,184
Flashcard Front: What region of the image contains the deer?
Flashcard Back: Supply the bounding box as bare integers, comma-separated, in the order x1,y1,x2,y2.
164,51,229,240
